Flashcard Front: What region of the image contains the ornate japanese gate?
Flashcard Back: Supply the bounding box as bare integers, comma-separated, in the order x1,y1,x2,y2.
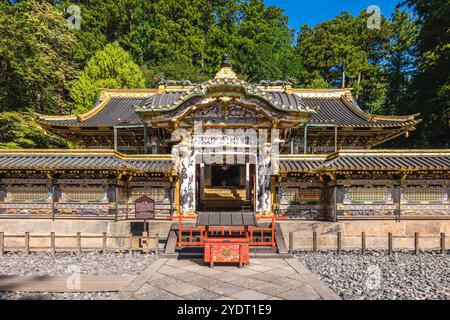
173,128,276,216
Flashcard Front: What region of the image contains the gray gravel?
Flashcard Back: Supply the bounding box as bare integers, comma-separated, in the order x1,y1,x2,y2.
0,251,159,300
0,292,114,300
296,250,450,300
0,251,158,276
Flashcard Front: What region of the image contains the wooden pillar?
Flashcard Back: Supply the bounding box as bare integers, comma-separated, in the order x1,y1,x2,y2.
334,185,345,221
337,232,342,254
51,184,56,221
312,231,317,252
441,233,446,255
362,232,366,254
0,232,4,255
199,163,205,203
102,232,107,255
25,232,30,254
415,233,420,255
51,232,55,255
143,125,148,154
114,126,118,151
107,185,118,221
394,185,402,221
388,233,393,255
125,180,130,220
115,186,119,221
77,232,81,256
334,125,338,152
303,124,308,154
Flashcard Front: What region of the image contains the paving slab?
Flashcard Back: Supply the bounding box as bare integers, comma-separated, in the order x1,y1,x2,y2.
206,282,246,296
164,282,203,297
115,257,340,300
230,289,271,300
0,275,135,293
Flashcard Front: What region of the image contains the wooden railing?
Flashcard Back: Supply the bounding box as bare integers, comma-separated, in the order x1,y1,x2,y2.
288,232,447,255
0,232,160,255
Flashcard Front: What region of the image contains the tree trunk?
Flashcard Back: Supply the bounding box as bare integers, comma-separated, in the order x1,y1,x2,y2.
356,72,362,100
342,71,346,88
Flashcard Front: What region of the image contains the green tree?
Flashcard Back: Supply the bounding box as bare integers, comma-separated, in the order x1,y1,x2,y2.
61,0,137,64
403,0,449,147
296,11,391,113
384,8,418,116
69,42,145,114
0,112,69,149
0,0,78,114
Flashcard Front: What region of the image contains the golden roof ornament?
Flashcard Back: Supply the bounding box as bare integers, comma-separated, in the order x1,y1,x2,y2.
215,53,237,79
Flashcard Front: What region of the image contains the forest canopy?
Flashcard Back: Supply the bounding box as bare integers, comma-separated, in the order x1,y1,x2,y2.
0,0,448,148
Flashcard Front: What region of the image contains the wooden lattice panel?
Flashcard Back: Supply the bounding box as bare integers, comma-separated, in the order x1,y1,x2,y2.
347,187,390,203
403,187,446,203
129,188,166,203
283,188,322,203
7,185,51,203
61,186,107,203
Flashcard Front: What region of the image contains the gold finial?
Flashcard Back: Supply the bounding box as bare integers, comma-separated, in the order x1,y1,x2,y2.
215,53,237,79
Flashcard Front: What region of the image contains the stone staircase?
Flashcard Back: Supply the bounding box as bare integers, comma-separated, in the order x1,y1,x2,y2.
201,187,248,210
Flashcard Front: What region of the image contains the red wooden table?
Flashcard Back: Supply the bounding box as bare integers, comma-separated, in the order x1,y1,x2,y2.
204,238,250,268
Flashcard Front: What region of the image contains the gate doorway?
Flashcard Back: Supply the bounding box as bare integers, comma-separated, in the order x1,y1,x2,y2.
196,164,255,212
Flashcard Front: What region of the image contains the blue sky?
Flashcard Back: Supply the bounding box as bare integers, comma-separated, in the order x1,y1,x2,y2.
264,0,403,29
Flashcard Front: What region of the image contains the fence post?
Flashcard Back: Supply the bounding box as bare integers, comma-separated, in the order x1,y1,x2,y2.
76,232,81,256
129,234,133,256
155,233,159,255
50,232,55,255
440,233,445,255
289,232,294,255
414,233,419,255
0,232,4,255
337,232,342,254
312,231,317,252
362,232,366,254
25,232,30,254
388,233,393,256
102,232,107,255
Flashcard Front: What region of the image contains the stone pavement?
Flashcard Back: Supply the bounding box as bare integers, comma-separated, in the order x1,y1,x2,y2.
0,275,135,292
116,258,341,300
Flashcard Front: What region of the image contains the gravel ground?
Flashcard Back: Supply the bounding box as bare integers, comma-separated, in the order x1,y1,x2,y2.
0,251,158,300
0,251,158,276
296,250,450,300
0,292,114,300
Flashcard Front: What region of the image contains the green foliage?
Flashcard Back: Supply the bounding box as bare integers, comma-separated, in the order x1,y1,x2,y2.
384,8,418,116
122,0,299,83
1,0,448,148
403,0,449,147
69,42,145,114
0,0,78,114
0,112,69,149
296,11,391,112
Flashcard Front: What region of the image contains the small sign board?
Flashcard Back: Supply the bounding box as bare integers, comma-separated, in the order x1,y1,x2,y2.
135,196,155,220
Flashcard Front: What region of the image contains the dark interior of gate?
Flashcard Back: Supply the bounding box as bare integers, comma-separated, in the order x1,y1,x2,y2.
196,164,255,212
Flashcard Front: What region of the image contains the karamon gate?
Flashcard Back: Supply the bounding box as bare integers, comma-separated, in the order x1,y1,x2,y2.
1,55,449,263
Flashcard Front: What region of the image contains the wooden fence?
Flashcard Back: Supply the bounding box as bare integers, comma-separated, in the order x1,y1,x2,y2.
288,232,447,255
0,232,159,256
